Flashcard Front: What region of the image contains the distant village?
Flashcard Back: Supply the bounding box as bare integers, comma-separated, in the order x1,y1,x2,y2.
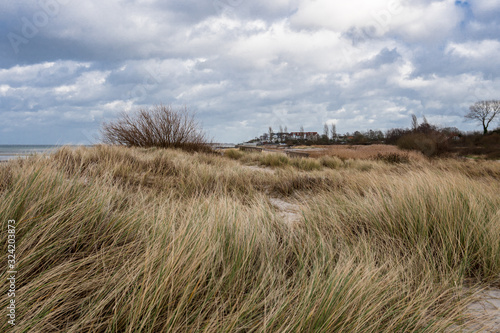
245,125,386,146
242,120,464,147
256,131,321,144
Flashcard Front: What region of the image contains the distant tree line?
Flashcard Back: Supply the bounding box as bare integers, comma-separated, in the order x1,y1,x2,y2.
386,112,500,158
253,100,500,157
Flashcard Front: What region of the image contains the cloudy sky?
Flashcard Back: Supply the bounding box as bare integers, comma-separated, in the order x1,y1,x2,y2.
1,0,499,144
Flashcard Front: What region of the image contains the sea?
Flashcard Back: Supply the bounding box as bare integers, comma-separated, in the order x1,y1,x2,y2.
0,145,84,162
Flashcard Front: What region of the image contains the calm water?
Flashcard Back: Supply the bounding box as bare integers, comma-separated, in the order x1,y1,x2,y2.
0,145,83,161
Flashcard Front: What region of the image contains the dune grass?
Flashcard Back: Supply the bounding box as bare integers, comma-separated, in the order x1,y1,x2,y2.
1,145,499,332
230,149,383,172
308,144,425,161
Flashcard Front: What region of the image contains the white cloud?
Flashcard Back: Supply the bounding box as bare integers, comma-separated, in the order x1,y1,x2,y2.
0,85,11,96
291,0,396,31
0,62,55,84
290,0,462,42
446,39,500,59
390,1,463,42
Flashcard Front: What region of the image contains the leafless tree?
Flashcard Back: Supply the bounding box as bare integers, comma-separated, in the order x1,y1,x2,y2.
268,126,273,142
330,123,336,141
465,100,500,134
411,114,418,132
101,104,210,152
323,123,329,139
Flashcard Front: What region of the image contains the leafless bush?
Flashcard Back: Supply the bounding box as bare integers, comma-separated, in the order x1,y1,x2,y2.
101,105,211,152
397,132,450,157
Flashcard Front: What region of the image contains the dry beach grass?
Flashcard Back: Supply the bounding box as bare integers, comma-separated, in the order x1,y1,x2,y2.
1,145,499,332
307,144,425,161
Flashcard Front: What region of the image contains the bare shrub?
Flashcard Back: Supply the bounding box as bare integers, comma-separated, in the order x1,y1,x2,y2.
397,133,450,157
101,104,211,152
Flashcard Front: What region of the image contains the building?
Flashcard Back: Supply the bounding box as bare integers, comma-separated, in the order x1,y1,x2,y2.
259,131,319,143
289,132,319,141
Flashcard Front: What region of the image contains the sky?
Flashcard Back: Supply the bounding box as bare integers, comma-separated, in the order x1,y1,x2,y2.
1,0,500,144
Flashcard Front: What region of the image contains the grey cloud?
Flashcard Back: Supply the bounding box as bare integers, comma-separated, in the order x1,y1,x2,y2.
358,47,401,69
